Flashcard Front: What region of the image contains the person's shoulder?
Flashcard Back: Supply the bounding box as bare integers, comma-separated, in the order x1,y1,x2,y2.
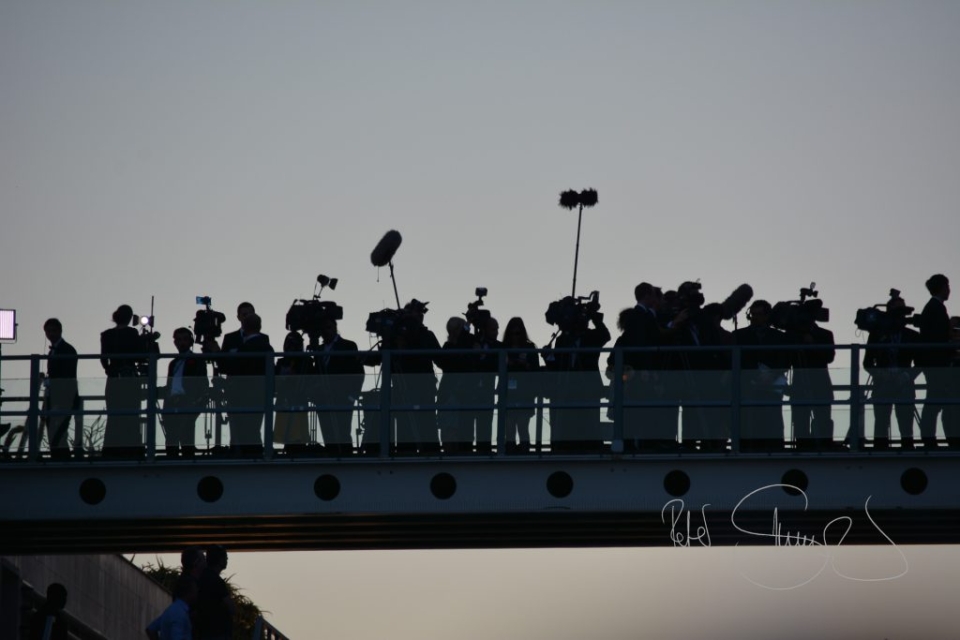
61,340,78,354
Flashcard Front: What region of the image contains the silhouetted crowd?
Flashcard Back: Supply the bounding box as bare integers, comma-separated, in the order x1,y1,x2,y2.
31,273,960,457
145,546,235,640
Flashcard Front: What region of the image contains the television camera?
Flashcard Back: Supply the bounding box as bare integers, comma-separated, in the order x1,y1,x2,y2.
770,283,830,333
193,296,227,348
464,287,491,330
366,299,428,343
855,289,921,334
545,290,601,331
286,274,343,342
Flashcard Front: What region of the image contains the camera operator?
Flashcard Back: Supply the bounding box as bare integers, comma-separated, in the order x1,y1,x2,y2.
366,300,442,453
864,293,921,450
42,318,78,459
435,317,473,454
784,301,836,451
162,328,209,459
734,300,790,452
99,304,145,457
918,274,956,449
542,294,610,453
313,318,364,456
468,315,501,454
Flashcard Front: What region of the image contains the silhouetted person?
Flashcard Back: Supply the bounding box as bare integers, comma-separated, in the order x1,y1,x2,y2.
42,318,78,459
313,319,364,456
543,299,610,453
146,575,197,640
229,313,274,455
467,316,501,454
274,331,312,451
162,328,209,458
436,317,473,454
918,274,955,449
145,548,206,637
734,300,790,452
195,546,234,640
864,293,921,449
28,582,68,640
100,304,144,457
785,303,836,450
502,317,540,454
389,301,442,453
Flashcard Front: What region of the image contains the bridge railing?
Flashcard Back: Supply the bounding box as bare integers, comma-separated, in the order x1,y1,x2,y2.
0,344,958,461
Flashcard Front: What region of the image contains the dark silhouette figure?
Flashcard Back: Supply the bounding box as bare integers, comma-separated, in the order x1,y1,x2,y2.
918,274,955,449
28,582,68,640
435,317,474,454
162,328,209,458
786,309,836,450
313,319,364,456
274,331,312,451
467,316,501,454
734,300,790,452
502,317,540,454
864,293,921,449
100,304,144,457
228,313,274,455
195,546,234,640
542,300,611,453
42,318,78,458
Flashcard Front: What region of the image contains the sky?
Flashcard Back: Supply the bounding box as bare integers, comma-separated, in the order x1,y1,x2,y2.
2,0,960,637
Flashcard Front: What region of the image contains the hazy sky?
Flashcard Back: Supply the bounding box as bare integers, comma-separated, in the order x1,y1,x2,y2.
3,0,960,637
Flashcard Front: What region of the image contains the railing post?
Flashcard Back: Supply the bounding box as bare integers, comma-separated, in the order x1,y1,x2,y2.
611,347,624,454
730,346,741,455
146,353,158,461
27,356,41,461
849,344,861,452
379,351,392,458
496,349,508,457
264,353,275,460
73,397,84,456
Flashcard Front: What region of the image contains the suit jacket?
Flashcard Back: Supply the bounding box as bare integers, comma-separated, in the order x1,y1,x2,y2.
733,324,790,371
784,325,836,369
314,336,364,401
48,339,78,380
165,352,210,405
864,327,920,371
608,307,661,373
919,297,952,367
233,334,275,377
219,330,272,376
100,326,142,376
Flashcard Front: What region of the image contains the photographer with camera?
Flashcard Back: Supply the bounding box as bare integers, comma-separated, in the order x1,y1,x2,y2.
734,299,790,452
918,274,956,449
542,292,610,453
99,304,146,457
312,318,364,456
459,289,501,454
365,299,442,454
863,291,921,450
162,328,209,459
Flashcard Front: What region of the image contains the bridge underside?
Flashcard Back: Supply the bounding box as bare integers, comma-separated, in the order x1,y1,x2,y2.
4,454,959,553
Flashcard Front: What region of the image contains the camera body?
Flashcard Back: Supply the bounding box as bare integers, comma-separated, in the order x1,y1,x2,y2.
193,296,226,346
465,287,491,330
855,289,920,334
770,283,830,333
286,299,343,337
545,291,601,331
365,308,404,341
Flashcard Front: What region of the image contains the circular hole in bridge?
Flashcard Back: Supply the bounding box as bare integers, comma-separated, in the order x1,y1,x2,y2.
79,478,106,505
663,470,690,497
781,469,809,496
197,476,224,503
314,474,341,501
546,471,574,498
901,467,928,495
430,473,457,500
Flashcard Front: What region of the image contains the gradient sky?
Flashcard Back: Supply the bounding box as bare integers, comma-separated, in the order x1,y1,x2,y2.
3,1,960,637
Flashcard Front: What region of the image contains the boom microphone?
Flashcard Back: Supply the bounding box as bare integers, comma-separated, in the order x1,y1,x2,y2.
371,230,402,267
720,284,754,320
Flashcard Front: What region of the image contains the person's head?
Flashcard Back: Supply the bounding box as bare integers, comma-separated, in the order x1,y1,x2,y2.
237,302,256,322
503,317,529,345
320,319,338,343
484,317,499,342
43,318,63,344
283,331,304,352
445,317,465,341
747,300,772,327
180,547,206,577
173,574,199,605
616,308,637,333
112,304,134,327
206,545,228,572
173,327,194,353
241,313,262,335
926,274,950,300
46,583,67,611
634,282,657,307
403,299,428,327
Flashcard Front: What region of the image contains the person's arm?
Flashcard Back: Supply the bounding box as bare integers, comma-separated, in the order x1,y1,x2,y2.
145,613,161,640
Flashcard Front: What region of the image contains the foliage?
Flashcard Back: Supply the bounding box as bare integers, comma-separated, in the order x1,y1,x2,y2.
141,557,266,640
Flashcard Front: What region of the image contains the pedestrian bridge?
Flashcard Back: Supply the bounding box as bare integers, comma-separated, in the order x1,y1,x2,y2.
1,345,958,554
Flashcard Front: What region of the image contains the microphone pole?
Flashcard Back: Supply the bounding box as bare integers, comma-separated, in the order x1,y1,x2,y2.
572,202,583,298
389,261,401,309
